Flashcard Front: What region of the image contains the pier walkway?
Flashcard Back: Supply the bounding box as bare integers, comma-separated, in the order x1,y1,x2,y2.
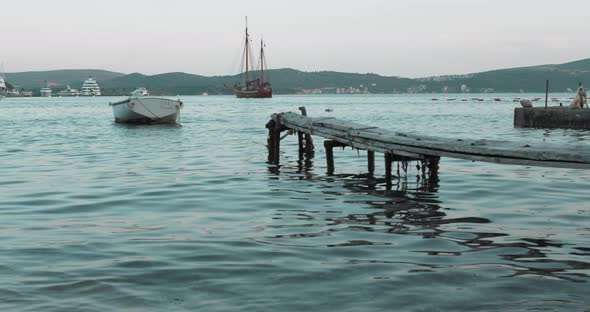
266,109,590,178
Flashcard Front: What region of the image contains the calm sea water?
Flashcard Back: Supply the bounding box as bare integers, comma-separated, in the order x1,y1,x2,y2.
0,94,589,311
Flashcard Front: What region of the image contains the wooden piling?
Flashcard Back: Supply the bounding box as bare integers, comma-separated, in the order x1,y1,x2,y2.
385,153,393,190
299,107,314,158
266,120,276,163
265,119,287,165
272,128,281,164
367,150,375,175
325,141,335,174
324,140,348,174
427,157,440,175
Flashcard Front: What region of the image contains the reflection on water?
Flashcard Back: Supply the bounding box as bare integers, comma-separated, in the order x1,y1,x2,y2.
269,152,590,289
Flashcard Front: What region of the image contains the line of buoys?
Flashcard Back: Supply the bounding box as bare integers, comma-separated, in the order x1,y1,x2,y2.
428,97,573,103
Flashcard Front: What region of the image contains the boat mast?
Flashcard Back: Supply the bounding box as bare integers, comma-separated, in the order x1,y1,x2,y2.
245,16,249,83
260,38,264,84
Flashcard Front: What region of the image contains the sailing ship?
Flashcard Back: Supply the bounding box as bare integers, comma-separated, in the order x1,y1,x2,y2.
225,18,272,98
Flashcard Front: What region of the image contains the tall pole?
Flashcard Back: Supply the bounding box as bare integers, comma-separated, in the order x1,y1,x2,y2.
245,17,249,83
260,38,264,84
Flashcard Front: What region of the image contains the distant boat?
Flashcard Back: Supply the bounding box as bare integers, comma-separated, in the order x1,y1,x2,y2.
40,81,52,97
225,17,272,98
0,64,6,99
81,76,101,96
56,85,80,97
109,88,183,124
0,77,6,99
131,87,149,97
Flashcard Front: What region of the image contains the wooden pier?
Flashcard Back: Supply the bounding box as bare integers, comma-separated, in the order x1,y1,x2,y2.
266,108,590,184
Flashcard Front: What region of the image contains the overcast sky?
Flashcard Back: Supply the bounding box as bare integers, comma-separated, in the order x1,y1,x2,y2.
2,0,589,77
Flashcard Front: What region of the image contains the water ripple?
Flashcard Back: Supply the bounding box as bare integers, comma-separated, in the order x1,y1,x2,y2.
0,95,588,311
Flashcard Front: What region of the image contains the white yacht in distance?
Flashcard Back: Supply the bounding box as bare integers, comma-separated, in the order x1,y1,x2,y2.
0,76,6,99
81,76,101,96
0,64,6,99
57,85,80,97
40,81,52,97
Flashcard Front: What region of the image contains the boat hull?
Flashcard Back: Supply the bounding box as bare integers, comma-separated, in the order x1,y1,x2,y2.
233,88,272,98
110,97,183,124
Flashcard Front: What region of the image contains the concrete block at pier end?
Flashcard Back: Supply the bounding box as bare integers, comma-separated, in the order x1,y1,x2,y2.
514,107,590,129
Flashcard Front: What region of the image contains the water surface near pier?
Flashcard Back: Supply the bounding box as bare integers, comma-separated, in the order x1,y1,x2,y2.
0,94,589,311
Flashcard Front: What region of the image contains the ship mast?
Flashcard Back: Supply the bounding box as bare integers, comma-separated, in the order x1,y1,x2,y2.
260,38,264,84
245,17,249,83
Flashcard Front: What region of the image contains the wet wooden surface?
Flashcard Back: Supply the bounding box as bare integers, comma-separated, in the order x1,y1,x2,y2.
272,112,590,169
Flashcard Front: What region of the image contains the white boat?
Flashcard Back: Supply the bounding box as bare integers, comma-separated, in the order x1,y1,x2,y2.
81,76,101,96
40,81,52,97
0,64,6,99
0,76,6,99
56,85,80,97
109,88,183,124
131,87,149,97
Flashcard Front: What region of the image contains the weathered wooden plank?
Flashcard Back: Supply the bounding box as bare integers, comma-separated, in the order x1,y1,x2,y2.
274,112,589,157
272,112,590,169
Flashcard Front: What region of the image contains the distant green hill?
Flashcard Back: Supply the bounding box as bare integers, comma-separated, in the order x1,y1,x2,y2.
100,68,415,95
5,69,125,90
259,68,415,94
100,72,227,96
5,58,590,95
418,59,590,93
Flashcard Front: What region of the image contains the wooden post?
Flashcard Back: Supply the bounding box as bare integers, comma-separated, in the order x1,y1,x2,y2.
299,106,314,158
325,141,335,174
266,120,276,163
272,127,281,164
427,157,440,175
385,153,393,190
367,150,375,175
266,119,286,165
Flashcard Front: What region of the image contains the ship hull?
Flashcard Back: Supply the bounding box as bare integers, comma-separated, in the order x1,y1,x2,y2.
233,88,272,98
